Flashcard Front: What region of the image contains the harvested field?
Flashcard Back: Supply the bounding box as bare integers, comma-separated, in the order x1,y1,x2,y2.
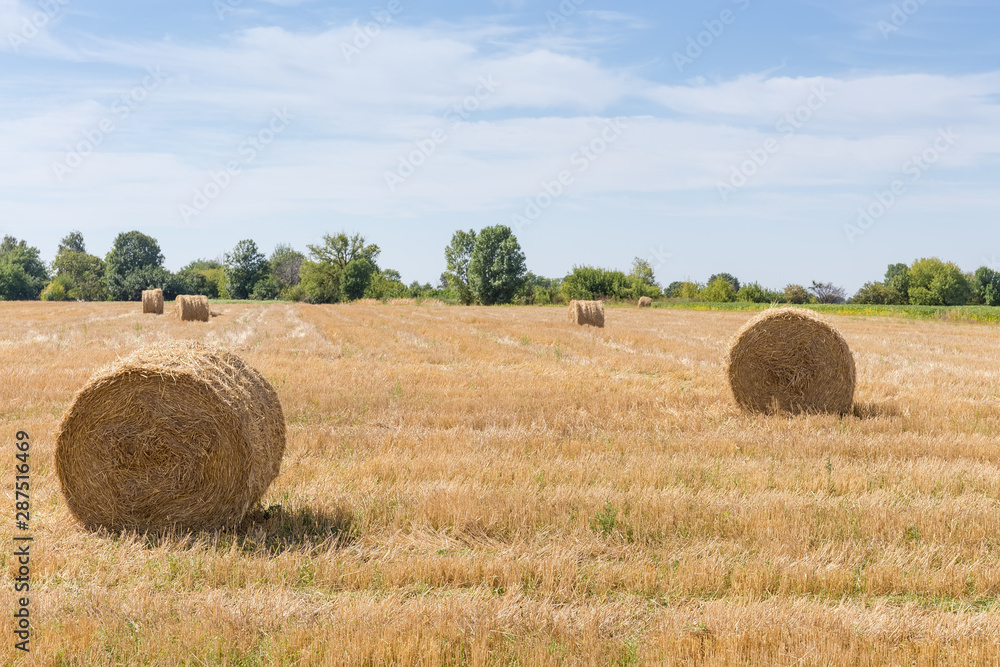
4,301,1000,665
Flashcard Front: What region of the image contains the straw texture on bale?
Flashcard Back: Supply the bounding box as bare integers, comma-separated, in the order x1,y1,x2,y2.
142,289,163,315
638,296,653,308
568,300,605,328
55,341,286,532
177,294,210,322
726,307,856,415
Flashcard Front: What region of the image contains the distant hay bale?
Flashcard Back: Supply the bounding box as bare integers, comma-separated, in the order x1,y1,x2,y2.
55,341,286,532
726,307,856,415
568,300,605,328
176,295,210,322
638,296,653,308
142,289,163,315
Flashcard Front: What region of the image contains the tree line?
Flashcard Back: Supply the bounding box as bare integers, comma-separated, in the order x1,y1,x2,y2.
1,228,997,308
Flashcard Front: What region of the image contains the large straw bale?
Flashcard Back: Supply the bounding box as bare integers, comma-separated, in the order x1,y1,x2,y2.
142,289,163,315
177,294,210,322
726,307,855,415
55,341,286,532
568,300,605,328
638,296,653,308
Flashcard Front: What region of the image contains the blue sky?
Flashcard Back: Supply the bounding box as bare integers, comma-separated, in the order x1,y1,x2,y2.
1,0,998,291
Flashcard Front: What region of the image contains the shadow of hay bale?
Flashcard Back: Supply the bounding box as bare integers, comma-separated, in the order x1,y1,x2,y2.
120,505,357,555
851,401,903,420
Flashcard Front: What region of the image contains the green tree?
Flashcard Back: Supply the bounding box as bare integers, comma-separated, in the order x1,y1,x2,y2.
851,282,904,305
735,282,780,303
699,277,735,302
708,273,740,292
176,259,224,298
340,258,377,301
907,258,971,306
467,225,527,306
783,284,811,304
443,229,477,305
630,257,657,288
885,263,910,304
973,267,1000,306
225,239,268,300
300,232,381,304
270,244,305,288
809,281,847,304
59,230,86,254
52,232,106,301
104,231,167,301
0,236,49,300
664,281,686,298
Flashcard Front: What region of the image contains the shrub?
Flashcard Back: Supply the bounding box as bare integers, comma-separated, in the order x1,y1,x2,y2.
251,275,283,300
783,284,811,304
41,275,75,301
699,277,735,302
851,282,904,305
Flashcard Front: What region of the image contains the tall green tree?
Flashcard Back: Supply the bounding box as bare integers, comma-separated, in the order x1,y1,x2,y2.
885,263,910,304
340,258,377,301
443,229,477,305
708,272,740,292
52,231,106,301
630,258,658,288
224,239,268,299
300,232,381,304
467,225,527,306
907,258,971,306
104,231,167,301
973,267,1000,306
270,244,305,288
0,236,49,300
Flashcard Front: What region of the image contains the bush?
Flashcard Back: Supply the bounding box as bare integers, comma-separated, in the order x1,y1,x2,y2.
735,282,780,303
973,267,1000,306
852,282,904,305
251,275,283,300
699,277,735,302
783,284,811,304
41,275,75,301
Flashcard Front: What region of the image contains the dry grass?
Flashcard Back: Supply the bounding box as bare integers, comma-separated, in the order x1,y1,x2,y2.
3,301,1000,665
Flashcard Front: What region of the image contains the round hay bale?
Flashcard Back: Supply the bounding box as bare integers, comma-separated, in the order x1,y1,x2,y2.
177,294,210,322
726,307,855,415
568,300,605,328
55,341,286,532
142,288,163,315
638,296,652,308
